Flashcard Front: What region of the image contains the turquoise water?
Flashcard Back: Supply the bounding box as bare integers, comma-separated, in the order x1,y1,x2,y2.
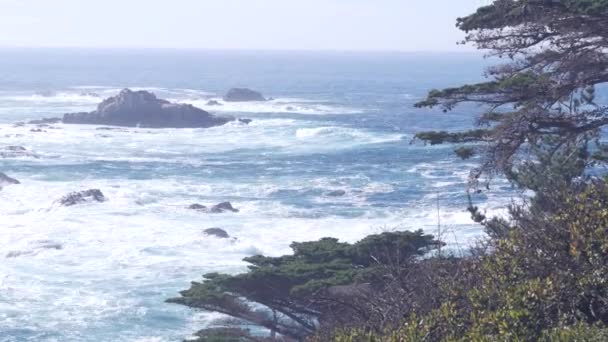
0,49,509,341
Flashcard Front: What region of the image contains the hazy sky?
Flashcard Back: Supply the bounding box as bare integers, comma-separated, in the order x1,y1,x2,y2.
0,0,487,51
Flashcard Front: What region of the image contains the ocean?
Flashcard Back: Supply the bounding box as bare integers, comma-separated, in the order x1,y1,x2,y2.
0,49,512,341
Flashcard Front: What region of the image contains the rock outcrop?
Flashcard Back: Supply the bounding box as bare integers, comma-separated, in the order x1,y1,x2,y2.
206,100,222,106
0,146,38,159
210,202,239,213
223,88,266,102
62,89,235,128
28,118,62,125
58,189,106,206
0,172,20,187
188,203,207,211
6,240,63,258
203,228,230,239
188,201,239,213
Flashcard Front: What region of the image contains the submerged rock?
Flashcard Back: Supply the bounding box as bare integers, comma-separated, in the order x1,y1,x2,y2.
35,90,56,97
28,117,62,125
210,202,239,213
188,202,239,213
62,88,235,128
206,100,222,106
6,240,63,258
58,189,106,206
188,203,207,211
0,146,38,159
238,118,253,125
80,91,100,97
203,228,230,239
223,88,266,102
326,190,347,197
0,172,20,187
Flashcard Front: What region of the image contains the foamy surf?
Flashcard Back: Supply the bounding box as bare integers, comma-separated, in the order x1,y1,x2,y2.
0,51,507,341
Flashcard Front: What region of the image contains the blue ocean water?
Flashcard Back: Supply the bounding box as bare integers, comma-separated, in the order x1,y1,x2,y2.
0,49,510,341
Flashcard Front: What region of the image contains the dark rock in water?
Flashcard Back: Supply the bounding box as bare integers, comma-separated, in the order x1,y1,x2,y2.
36,90,56,97
326,190,346,197
80,91,100,97
188,202,239,213
203,228,230,239
223,88,266,102
30,128,45,133
206,100,222,106
62,88,235,128
6,250,28,258
210,202,239,213
6,240,63,258
28,117,62,125
188,203,207,211
0,172,20,186
0,146,38,159
238,118,252,125
35,240,63,250
59,189,106,206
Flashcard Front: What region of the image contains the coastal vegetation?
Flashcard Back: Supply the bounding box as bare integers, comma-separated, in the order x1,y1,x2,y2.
170,1,608,340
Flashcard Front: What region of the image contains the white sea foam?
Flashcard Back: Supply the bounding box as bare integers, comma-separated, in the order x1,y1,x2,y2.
0,86,501,342
184,98,362,115
0,166,491,341
0,119,402,164
296,126,402,145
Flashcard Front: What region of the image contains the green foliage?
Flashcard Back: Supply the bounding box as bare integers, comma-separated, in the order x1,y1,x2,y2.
413,0,608,180
169,230,440,340
175,2,608,341
328,180,608,341
458,0,608,33
414,129,487,145
187,328,257,342
539,323,608,341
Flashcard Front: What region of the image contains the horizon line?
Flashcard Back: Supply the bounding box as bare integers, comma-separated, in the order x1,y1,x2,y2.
0,45,481,54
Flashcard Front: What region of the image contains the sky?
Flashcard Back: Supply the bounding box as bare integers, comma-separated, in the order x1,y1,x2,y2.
0,0,488,51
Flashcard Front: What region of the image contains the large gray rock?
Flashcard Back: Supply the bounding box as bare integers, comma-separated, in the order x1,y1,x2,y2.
210,202,239,213
203,228,230,239
188,203,207,211
223,88,266,102
58,189,106,206
62,89,235,128
0,172,20,187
